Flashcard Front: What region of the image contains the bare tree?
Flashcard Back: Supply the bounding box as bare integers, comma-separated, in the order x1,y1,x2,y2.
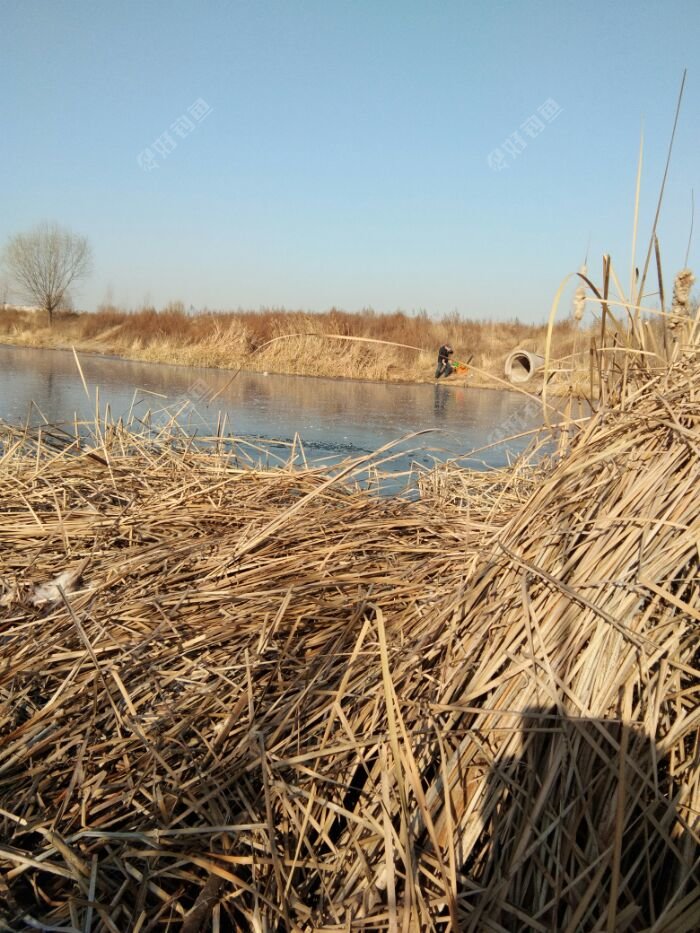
2,222,92,326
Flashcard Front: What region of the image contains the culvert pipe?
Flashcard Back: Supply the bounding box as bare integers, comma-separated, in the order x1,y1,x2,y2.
504,349,545,384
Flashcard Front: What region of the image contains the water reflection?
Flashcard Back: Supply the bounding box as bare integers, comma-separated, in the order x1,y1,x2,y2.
433,383,448,419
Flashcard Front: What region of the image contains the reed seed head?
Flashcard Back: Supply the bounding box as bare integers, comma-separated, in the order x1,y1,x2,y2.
670,267,695,327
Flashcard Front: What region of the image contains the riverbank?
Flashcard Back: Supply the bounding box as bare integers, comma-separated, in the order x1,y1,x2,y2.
0,305,580,390
1,339,697,930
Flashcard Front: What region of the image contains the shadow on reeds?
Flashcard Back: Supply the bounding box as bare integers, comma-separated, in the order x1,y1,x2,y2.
461,707,700,932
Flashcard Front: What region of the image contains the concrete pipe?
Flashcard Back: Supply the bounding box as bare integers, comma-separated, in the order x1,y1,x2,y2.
504,349,545,384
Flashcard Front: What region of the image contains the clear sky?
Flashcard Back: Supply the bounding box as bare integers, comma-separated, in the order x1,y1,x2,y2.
1,0,698,321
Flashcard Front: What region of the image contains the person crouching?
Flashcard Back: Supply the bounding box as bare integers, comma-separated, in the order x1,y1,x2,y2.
435,344,454,378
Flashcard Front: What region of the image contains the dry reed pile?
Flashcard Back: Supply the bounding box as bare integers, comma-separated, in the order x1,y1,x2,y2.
0,333,698,930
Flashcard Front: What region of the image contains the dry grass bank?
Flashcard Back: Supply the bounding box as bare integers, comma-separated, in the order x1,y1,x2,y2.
0,304,579,388
0,300,698,929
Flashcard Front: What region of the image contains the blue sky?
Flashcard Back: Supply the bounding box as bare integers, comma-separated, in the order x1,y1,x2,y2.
1,0,698,321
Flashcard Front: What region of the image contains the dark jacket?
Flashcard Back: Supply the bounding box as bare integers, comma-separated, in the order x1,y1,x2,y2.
437,345,453,363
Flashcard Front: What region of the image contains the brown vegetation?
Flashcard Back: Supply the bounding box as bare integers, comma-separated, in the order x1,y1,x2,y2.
0,303,579,387
0,289,698,930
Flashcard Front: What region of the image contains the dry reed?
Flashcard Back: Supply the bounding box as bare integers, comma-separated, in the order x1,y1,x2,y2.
0,298,698,931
